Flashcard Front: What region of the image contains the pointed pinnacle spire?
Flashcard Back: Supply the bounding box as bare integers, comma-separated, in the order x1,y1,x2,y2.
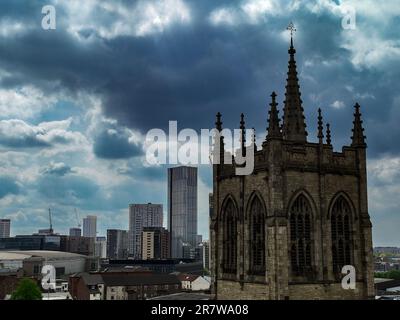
251,127,257,152
251,127,256,145
282,23,308,143
215,112,222,131
266,91,282,140
326,123,332,146
287,21,296,57
317,108,324,144
240,113,246,156
214,112,225,164
351,103,367,148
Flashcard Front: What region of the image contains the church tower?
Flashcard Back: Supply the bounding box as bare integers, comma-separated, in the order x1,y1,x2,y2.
210,24,374,300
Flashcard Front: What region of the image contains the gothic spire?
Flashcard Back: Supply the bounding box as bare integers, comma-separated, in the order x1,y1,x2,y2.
251,127,257,152
317,108,324,144
351,103,367,148
266,91,282,140
326,123,332,146
215,112,222,131
251,127,257,146
240,113,246,157
214,112,225,164
282,22,308,143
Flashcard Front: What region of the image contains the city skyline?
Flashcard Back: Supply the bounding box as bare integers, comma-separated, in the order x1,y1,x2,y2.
0,0,398,248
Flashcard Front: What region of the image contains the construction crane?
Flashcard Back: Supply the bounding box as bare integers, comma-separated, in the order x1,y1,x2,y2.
75,208,81,228
48,208,54,234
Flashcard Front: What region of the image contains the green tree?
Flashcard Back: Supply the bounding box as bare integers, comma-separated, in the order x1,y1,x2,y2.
10,278,42,300
374,270,400,280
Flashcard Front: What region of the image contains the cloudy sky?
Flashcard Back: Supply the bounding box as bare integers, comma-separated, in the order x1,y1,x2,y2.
0,0,399,246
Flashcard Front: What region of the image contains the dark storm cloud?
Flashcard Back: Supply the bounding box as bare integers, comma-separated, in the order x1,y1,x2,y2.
0,0,398,160
93,128,143,159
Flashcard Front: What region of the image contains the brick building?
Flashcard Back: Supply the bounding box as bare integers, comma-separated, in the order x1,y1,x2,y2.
210,35,374,300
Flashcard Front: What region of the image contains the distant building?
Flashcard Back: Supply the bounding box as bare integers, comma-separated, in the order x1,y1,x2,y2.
128,203,163,258
82,216,97,238
37,228,55,235
0,235,60,251
107,230,128,260
102,259,204,275
0,219,10,238
141,227,170,260
60,236,95,256
168,166,198,259
178,274,210,291
182,243,196,260
69,228,81,237
95,237,107,259
69,271,181,300
196,235,202,246
202,241,210,271
374,247,400,255
0,250,97,278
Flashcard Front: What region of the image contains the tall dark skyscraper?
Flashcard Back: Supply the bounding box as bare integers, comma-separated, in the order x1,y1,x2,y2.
168,166,198,259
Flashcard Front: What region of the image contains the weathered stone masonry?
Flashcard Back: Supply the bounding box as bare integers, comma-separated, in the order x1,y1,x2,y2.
210,36,374,300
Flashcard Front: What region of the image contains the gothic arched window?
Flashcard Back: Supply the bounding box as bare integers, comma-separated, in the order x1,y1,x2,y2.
289,194,313,274
331,196,353,273
249,196,265,275
222,200,237,274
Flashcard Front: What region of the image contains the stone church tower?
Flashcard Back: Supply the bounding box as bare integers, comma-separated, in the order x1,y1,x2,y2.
210,34,374,300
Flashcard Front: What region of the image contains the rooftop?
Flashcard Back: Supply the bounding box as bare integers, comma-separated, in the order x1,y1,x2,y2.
148,292,211,300
0,250,87,260
75,271,181,287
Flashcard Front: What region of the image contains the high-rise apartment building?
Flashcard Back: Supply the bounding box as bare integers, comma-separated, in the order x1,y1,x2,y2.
168,166,197,259
141,227,170,260
0,219,11,238
69,227,81,237
107,229,129,260
95,236,107,258
82,215,97,238
128,203,163,258
202,240,210,271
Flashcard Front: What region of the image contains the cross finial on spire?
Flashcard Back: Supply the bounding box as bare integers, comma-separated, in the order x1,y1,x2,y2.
287,21,296,37
287,21,296,48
